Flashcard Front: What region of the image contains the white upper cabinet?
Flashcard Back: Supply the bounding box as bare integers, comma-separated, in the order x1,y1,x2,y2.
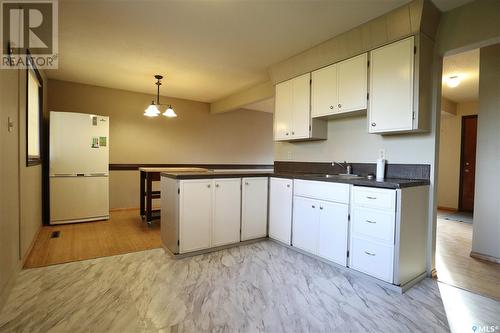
311,64,338,117
274,80,292,140
368,36,430,134
312,53,367,118
338,53,368,113
274,73,327,141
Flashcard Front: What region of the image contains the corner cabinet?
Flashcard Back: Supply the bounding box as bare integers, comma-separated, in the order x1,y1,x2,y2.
312,53,368,118
274,73,327,141
368,35,432,134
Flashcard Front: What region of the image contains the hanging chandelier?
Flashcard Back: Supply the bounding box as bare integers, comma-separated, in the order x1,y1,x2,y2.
144,74,177,118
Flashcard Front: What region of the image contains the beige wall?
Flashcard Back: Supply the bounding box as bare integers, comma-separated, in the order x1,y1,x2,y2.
48,80,274,208
437,101,478,210
0,66,45,310
472,44,500,260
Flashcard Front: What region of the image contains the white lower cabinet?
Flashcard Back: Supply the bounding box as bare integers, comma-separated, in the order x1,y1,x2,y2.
179,178,241,253
350,236,394,282
269,178,293,245
292,180,349,266
241,177,268,241
318,201,349,265
212,178,242,247
292,197,320,254
179,180,213,253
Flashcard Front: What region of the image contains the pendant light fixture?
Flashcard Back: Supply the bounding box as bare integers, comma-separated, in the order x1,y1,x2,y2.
144,75,177,118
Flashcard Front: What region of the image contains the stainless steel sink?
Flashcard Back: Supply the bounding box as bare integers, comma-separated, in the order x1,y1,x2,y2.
311,174,365,180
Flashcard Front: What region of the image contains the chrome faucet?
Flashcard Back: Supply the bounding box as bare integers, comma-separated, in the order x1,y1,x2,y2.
333,161,352,175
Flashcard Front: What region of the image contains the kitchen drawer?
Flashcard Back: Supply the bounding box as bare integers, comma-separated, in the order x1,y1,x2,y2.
352,187,396,211
351,207,395,245
294,179,349,204
350,236,394,283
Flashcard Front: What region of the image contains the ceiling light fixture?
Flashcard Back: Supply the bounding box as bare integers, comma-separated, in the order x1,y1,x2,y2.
144,75,177,118
446,75,461,88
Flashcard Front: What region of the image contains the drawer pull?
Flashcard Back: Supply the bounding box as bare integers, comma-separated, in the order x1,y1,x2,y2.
366,220,377,224
364,251,376,256
366,196,377,200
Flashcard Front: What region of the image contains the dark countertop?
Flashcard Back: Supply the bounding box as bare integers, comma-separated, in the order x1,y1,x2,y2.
160,170,429,189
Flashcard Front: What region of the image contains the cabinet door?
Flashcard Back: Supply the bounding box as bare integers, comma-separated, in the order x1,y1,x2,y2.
241,177,268,241
291,73,311,139
179,180,212,253
318,201,349,266
274,80,292,141
338,53,367,113
269,178,293,245
212,178,241,247
311,63,338,117
292,197,320,254
369,36,414,133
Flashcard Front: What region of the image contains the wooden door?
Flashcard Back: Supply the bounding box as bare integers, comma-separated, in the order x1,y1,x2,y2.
459,115,478,212
311,63,338,117
318,201,349,266
337,53,368,114
292,196,320,254
369,36,414,133
179,180,212,253
241,178,268,241
212,178,241,247
291,73,311,139
269,178,293,245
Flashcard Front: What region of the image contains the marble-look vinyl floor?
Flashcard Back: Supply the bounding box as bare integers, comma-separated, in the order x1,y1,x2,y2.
0,241,498,332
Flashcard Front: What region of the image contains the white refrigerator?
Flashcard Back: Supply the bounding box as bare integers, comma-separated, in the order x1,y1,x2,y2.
49,111,109,224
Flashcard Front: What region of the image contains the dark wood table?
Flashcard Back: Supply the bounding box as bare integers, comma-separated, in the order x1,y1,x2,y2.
139,167,209,224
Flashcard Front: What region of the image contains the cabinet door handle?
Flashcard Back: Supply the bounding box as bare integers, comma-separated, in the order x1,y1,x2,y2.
366,196,377,200
366,220,376,224
286,132,289,136
215,184,219,188
338,104,342,108
319,206,323,210
207,184,211,188
311,205,315,209
286,184,290,188
371,122,377,127
292,131,295,135
364,251,376,256
330,105,334,110
245,182,249,185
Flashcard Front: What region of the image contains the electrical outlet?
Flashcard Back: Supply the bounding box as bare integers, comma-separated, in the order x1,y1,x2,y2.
378,148,386,160
287,151,293,160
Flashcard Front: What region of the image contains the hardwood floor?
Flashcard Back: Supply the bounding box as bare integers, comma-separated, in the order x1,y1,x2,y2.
24,209,161,268
436,216,500,300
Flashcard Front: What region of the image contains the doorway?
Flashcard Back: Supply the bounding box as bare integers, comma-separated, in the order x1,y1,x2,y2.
436,48,500,300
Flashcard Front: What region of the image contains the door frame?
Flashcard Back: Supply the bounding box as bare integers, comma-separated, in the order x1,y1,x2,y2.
458,114,478,212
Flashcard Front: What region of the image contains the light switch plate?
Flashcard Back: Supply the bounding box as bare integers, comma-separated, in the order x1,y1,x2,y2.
378,148,386,160
8,117,14,132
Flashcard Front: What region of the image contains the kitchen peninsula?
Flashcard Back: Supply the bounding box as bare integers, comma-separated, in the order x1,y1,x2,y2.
160,162,430,292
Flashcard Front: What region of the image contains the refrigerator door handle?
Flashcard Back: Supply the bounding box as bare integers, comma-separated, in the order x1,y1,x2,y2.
50,173,77,177
87,173,108,177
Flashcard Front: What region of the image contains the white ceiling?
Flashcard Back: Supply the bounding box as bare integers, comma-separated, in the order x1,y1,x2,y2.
50,0,472,103
442,49,479,103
